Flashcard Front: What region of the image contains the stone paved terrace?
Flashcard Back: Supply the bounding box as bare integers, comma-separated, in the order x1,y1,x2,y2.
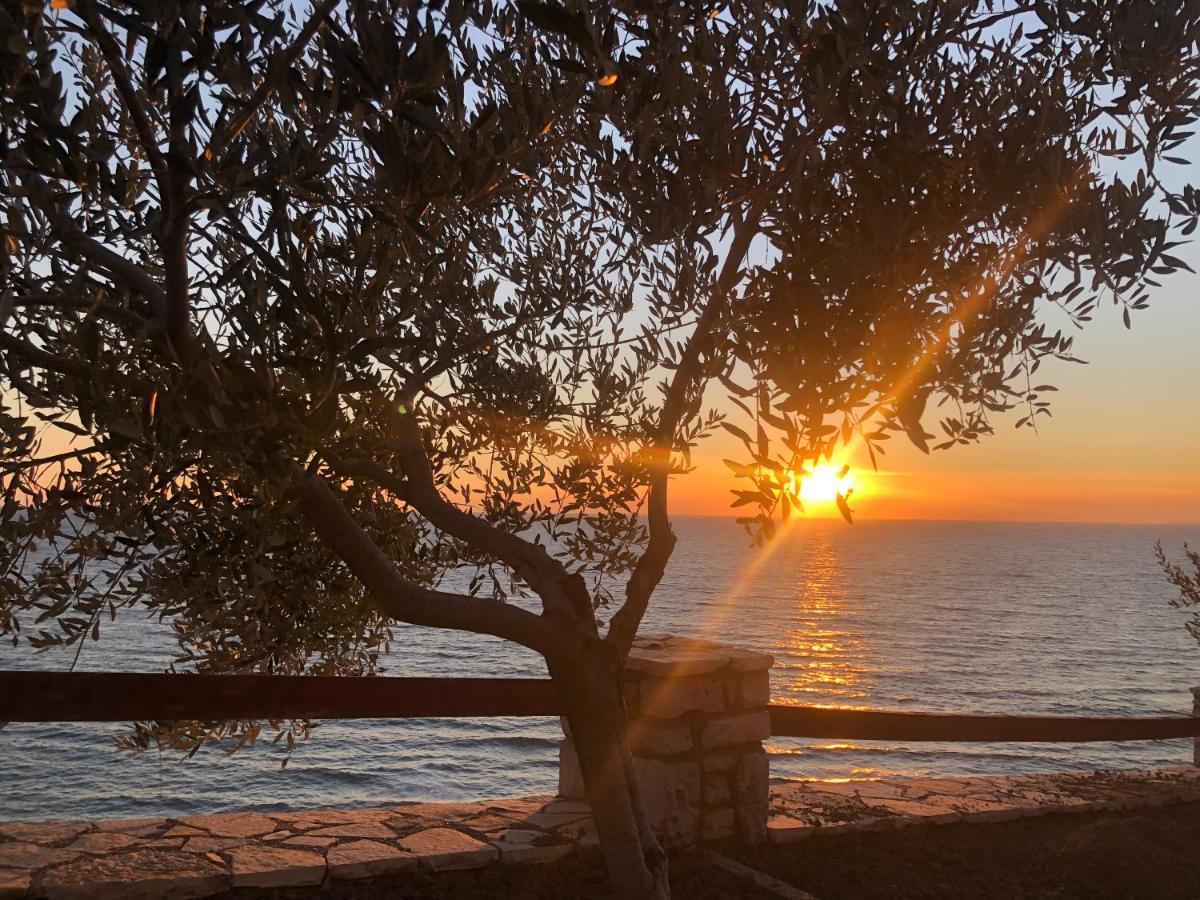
2,767,1199,898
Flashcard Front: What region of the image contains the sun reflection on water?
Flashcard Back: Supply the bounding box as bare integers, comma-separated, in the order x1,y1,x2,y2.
694,519,927,780
775,527,870,709
757,525,918,780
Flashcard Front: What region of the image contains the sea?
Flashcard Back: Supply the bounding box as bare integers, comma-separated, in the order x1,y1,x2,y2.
2,518,1198,822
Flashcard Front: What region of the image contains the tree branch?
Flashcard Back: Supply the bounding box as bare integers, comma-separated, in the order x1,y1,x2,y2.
13,166,170,328
75,1,168,187
1,445,101,473
401,297,582,398
200,0,342,168
380,402,594,630
58,221,170,323
162,61,194,354
0,332,92,380
324,455,411,500
608,212,761,656
402,321,524,398
11,291,151,329
288,463,560,655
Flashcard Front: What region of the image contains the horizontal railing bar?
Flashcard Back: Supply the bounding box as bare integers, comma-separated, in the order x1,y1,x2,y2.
1,672,1197,743
768,705,1200,743
0,671,562,721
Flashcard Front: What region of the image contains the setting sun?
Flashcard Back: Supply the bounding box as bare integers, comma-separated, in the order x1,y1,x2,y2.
796,463,855,504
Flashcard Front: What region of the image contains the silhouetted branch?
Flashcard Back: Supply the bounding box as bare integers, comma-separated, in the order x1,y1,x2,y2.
288,462,559,654
59,222,169,324
381,403,590,630
0,333,92,380
200,0,342,168
11,291,151,329
1,445,102,473
608,210,761,656
75,1,168,187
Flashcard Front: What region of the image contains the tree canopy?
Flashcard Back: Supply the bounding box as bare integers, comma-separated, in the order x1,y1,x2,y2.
2,0,1198,742
5,1,1200,894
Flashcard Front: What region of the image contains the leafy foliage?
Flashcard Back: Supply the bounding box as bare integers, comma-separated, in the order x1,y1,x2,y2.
1157,542,1200,645
2,0,1198,763
707,2,1200,534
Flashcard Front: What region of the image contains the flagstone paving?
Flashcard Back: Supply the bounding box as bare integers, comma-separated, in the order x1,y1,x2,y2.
1,767,1197,897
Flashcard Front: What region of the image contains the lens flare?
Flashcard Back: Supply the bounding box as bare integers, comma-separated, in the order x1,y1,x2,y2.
795,463,855,504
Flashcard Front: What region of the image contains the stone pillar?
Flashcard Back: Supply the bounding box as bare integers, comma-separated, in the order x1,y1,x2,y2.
558,633,773,846
1193,686,1199,767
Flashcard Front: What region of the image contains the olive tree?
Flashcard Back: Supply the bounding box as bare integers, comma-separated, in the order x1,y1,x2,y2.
1158,543,1200,645
3,1,1199,896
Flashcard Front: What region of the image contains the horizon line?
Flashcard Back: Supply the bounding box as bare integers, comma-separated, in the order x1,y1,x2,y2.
668,512,1200,527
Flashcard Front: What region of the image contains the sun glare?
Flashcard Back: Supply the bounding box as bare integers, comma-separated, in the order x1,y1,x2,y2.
796,463,855,504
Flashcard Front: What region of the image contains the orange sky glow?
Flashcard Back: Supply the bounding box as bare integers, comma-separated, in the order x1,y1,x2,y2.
672,457,1200,524
677,250,1200,524
15,219,1198,527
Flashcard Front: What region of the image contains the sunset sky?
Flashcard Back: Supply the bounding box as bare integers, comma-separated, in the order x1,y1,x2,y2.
679,240,1200,524
16,123,1200,527
22,230,1197,526
22,236,1197,525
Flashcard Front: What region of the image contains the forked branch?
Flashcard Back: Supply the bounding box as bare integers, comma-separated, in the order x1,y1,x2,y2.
289,463,560,655
200,0,342,168
380,403,591,628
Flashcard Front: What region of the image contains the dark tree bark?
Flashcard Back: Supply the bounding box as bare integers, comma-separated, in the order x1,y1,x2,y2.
550,638,670,900
293,466,669,895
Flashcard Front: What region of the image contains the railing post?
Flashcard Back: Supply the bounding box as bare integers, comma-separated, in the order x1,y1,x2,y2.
1193,686,1199,767
558,634,774,846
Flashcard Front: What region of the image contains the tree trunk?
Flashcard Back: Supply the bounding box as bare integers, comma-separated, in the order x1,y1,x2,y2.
550,640,671,900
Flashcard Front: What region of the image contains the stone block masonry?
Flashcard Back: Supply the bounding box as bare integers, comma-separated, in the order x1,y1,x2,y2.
3,770,1200,897
558,633,774,846
1193,686,1199,767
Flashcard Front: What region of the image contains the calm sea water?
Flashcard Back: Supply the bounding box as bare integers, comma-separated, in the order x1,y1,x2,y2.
2,518,1198,822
